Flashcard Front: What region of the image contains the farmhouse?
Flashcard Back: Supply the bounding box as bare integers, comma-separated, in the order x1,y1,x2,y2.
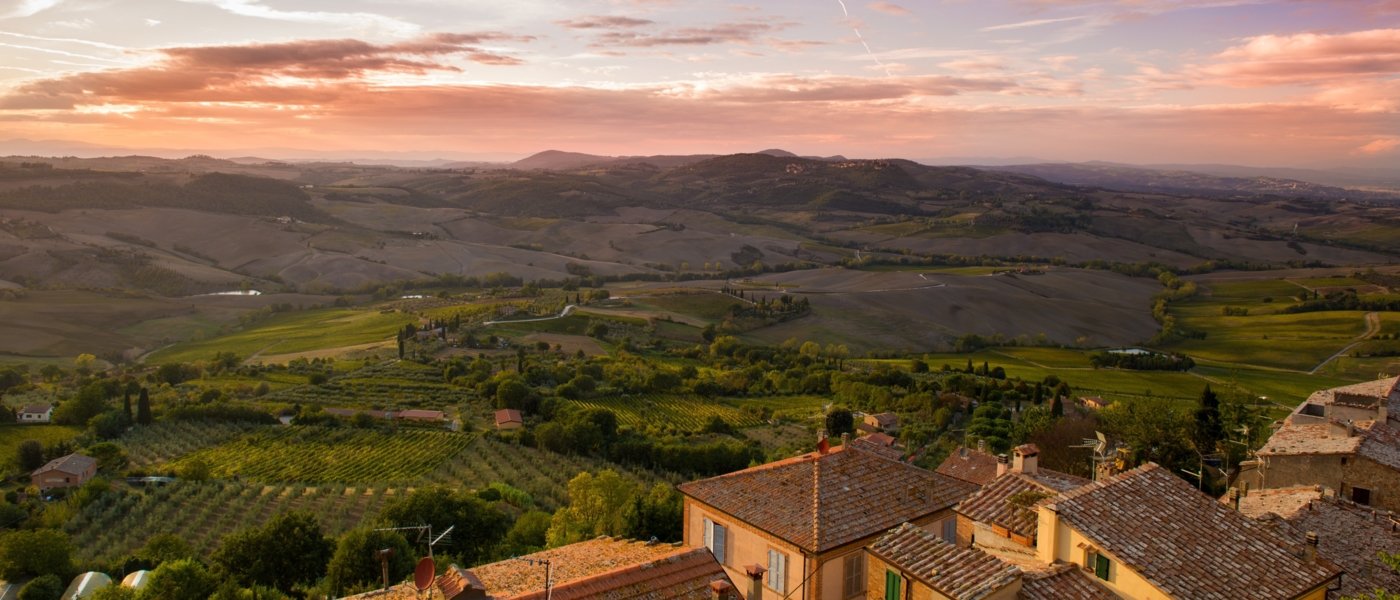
494,409,523,431
16,403,52,423
677,436,977,600
31,453,97,491
862,412,899,433
1242,376,1400,511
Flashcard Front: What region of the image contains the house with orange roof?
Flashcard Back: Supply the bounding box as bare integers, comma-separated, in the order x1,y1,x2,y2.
342,536,736,600
935,445,1000,487
953,444,1090,563
677,435,977,600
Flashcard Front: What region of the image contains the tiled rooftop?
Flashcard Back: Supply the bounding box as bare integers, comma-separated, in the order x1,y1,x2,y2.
468,537,689,598
1242,490,1400,598
936,447,1000,486
508,546,731,600
678,444,977,552
1294,377,1400,422
956,471,1088,539
32,453,96,476
1019,563,1118,600
1257,423,1362,457
867,523,1020,600
1046,463,1342,600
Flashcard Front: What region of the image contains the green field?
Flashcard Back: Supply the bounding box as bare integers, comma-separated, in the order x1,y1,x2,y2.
146,308,417,365
169,426,472,484
569,393,828,433
0,424,81,475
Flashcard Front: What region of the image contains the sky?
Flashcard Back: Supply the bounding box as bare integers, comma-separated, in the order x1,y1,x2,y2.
0,0,1397,165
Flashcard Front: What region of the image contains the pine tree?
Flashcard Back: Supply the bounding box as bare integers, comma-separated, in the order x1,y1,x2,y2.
136,388,153,425
1193,385,1223,455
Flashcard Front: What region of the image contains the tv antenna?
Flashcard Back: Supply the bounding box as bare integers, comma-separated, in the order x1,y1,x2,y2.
513,556,554,600
376,524,455,558
1071,431,1111,481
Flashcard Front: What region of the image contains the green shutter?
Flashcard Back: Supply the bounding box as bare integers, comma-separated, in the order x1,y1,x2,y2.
884,570,901,600
1095,554,1110,580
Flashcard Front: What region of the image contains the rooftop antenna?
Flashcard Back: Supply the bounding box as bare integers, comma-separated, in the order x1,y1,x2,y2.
1071,431,1111,481
514,556,553,600
376,524,454,558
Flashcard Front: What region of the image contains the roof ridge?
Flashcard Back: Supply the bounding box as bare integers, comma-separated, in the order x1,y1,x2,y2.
509,545,714,600
811,448,822,549
677,446,843,492
1049,462,1158,506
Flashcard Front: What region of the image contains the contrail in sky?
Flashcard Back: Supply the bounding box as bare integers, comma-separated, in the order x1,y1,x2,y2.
836,0,893,76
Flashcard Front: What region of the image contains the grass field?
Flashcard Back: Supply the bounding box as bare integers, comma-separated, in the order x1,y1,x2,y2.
632,293,739,321
0,424,81,475
146,308,417,365
568,393,829,433
169,426,472,484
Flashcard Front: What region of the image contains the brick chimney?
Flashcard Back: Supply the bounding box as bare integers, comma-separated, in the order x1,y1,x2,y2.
1303,531,1319,563
744,564,767,600
1012,444,1039,475
709,579,735,600
996,453,1009,477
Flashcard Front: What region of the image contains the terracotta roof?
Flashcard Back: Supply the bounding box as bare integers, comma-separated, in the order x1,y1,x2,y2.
956,471,1088,539
1249,494,1400,598
1295,377,1400,421
19,403,51,414
1230,486,1325,520
867,523,1019,600
32,453,96,476
1258,423,1362,457
511,546,732,600
1356,420,1400,470
936,447,1000,486
1019,564,1117,600
848,436,901,461
468,537,702,599
397,409,446,421
679,444,977,552
1046,464,1342,600
494,409,523,426
868,412,899,427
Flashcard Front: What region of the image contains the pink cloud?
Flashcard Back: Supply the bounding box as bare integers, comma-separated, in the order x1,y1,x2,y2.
556,16,655,29
1202,28,1400,85
1355,138,1400,155
867,2,912,16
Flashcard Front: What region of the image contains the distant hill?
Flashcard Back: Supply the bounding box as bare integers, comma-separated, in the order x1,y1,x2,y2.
511,148,847,171
987,162,1400,202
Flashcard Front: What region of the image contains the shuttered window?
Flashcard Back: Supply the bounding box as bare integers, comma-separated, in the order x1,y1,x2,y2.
1095,553,1111,581
703,518,727,564
767,549,787,593
884,569,901,600
941,518,957,544
842,552,865,597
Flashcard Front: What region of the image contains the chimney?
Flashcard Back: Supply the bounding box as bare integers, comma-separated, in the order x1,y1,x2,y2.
817,430,830,455
996,454,1009,477
1012,444,1039,475
1304,531,1319,563
744,564,767,600
1229,488,1241,511
977,439,986,453
709,579,735,600
840,432,850,447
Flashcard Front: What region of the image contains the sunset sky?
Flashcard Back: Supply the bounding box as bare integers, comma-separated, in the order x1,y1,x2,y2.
1,0,1397,165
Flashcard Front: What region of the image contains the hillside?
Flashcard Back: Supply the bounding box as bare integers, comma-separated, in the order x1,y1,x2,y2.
0,151,1397,359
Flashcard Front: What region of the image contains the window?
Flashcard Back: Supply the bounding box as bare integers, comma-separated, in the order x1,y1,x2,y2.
1094,553,1111,581
703,518,727,564
767,549,787,593
884,569,901,600
842,552,865,597
941,518,957,544
1352,486,1372,506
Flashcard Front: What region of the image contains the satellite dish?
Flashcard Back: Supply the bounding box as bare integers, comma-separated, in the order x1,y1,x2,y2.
414,556,436,591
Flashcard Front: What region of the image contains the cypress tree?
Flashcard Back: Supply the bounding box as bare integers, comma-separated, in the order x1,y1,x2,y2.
136,388,153,425
1193,385,1223,455
122,391,133,421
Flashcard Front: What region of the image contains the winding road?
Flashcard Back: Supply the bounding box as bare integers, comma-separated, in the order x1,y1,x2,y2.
1309,311,1381,374
482,304,577,326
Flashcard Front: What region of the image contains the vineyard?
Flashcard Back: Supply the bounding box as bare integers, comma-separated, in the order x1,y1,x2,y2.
423,437,674,511
567,394,828,433
169,426,473,484
65,481,404,565
118,421,267,468
261,361,462,410
0,424,81,475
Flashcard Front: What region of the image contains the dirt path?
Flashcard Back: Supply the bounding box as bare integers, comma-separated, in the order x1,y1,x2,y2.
1310,311,1380,374
482,304,576,326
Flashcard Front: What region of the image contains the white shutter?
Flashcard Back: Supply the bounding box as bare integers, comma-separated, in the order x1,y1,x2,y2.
703,517,714,550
